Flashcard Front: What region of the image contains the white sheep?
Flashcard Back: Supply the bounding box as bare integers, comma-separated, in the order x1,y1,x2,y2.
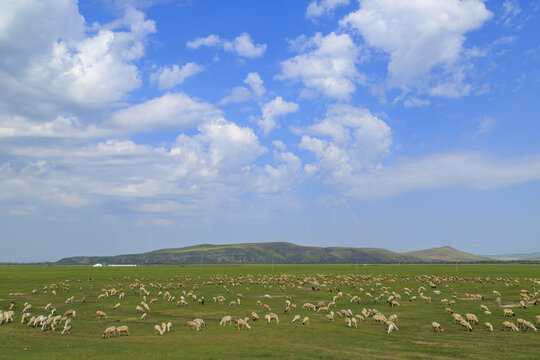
291,314,301,323
113,303,121,310
116,325,130,336
432,322,444,332
96,310,107,319
302,316,309,325
502,321,519,332
166,322,172,332
459,319,472,332
220,316,233,326
103,326,117,338
154,324,164,335
484,322,493,332
387,322,399,334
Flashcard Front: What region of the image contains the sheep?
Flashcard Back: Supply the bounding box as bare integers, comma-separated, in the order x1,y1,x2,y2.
154,324,164,335
387,322,399,334
292,314,301,323
161,322,167,333
140,313,147,320
480,304,489,312
452,313,463,323
113,303,121,310
517,318,526,329
252,312,259,321
265,313,279,324
388,314,398,323
351,317,358,328
302,316,310,325
484,310,492,315
44,303,52,311
116,325,130,336
64,310,76,318
344,318,352,328
503,309,515,317
142,302,150,312
444,308,453,314
536,315,540,325
523,320,537,332
502,321,519,332
21,312,31,324
149,298,158,304
235,319,251,330
220,316,233,326
103,326,117,338
136,305,145,313
432,322,444,332
484,322,493,332
465,313,479,325
187,321,200,331
459,319,473,332
372,314,387,325
355,314,365,322
326,314,334,323
96,311,107,319
193,318,206,328
166,322,172,332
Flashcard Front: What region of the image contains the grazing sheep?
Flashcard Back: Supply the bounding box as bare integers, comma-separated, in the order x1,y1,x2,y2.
44,303,52,311
161,322,167,333
166,322,172,332
235,319,251,330
444,308,453,314
136,305,145,313
292,314,301,323
302,317,310,325
465,313,479,325
387,322,399,334
484,322,493,332
388,314,398,323
355,314,365,322
344,318,352,328
480,304,489,312
21,312,31,324
140,313,147,320
116,325,130,336
61,324,71,335
154,324,164,335
517,318,526,329
96,311,107,319
523,320,537,332
502,321,519,332
372,314,387,325
103,326,117,338
459,319,473,332
351,318,358,328
220,316,233,326
432,322,444,332
64,310,76,318
252,312,259,321
503,309,515,317
193,318,206,328
536,315,540,325
149,298,158,304
452,313,463,323
113,303,121,310
187,321,200,331
326,314,334,323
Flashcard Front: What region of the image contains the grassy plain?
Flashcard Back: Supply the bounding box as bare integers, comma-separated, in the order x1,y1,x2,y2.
0,264,538,359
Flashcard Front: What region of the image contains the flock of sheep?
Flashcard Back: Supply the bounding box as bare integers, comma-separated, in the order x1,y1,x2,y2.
1,272,539,342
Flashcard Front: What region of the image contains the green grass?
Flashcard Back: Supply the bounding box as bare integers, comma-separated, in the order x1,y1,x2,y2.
0,264,538,359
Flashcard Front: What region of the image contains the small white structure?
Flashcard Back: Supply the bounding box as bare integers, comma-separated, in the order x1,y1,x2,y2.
93,263,103,267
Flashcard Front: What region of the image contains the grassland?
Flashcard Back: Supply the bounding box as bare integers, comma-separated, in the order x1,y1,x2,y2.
0,264,538,359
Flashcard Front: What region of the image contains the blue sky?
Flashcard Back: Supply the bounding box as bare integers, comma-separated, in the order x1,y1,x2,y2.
1,0,539,262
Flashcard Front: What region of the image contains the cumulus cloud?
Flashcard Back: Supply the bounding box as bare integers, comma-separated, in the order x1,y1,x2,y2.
219,86,252,105
187,33,267,58
297,104,392,181
0,3,156,122
258,96,299,136
244,72,266,97
151,62,203,90
306,0,350,18
112,92,222,133
278,32,362,100
341,0,492,96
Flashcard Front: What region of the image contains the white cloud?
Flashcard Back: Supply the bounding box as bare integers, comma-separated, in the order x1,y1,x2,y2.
0,3,156,122
187,33,267,58
151,62,203,90
112,93,222,132
343,152,540,199
297,104,392,180
278,32,362,100
306,0,350,18
341,0,492,95
186,34,221,49
219,86,252,105
258,96,299,136
224,33,267,58
403,97,431,108
244,72,266,97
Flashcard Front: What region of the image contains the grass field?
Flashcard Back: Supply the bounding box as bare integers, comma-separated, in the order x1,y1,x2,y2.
0,264,538,359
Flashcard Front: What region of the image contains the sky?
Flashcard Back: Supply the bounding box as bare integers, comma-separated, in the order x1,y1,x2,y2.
1,0,539,262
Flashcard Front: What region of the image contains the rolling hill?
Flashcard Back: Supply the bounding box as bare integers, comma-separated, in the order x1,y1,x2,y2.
56,242,490,265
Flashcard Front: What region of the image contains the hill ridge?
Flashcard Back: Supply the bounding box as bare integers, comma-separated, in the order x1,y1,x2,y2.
56,242,488,265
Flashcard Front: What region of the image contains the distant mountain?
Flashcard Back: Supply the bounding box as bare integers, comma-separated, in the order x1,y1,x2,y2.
486,252,540,261
403,246,488,262
56,242,489,265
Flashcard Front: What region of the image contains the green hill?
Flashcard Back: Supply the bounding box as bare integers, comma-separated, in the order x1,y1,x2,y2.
56,242,488,265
